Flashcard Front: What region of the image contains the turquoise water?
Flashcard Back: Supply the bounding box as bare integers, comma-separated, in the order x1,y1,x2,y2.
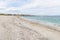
22,16,60,24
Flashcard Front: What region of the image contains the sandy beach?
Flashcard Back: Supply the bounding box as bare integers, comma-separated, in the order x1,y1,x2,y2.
0,16,60,40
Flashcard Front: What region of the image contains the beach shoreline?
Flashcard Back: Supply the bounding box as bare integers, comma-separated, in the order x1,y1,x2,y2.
0,16,60,40
20,17,60,31
17,16,60,40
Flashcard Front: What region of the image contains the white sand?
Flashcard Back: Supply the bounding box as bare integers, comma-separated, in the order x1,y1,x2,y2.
0,16,60,40
0,16,48,40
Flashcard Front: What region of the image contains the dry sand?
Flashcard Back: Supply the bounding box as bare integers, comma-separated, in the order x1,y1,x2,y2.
0,16,47,40
0,16,60,40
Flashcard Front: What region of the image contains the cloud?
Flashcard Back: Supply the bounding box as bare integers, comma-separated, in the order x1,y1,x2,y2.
20,0,60,10
0,0,60,15
19,0,60,15
0,1,7,8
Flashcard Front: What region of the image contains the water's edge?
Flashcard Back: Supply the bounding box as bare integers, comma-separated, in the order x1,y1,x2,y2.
20,17,60,31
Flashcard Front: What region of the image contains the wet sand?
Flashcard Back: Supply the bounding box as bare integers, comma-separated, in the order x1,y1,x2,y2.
0,16,60,40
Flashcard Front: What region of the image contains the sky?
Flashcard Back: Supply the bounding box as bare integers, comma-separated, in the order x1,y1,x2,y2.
0,0,60,15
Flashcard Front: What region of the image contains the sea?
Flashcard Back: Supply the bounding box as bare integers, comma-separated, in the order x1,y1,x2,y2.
22,16,60,25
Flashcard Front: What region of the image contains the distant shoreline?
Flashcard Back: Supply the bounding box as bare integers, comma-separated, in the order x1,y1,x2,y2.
0,14,60,16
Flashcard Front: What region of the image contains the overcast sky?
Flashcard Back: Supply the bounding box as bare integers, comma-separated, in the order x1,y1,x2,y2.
0,0,60,15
